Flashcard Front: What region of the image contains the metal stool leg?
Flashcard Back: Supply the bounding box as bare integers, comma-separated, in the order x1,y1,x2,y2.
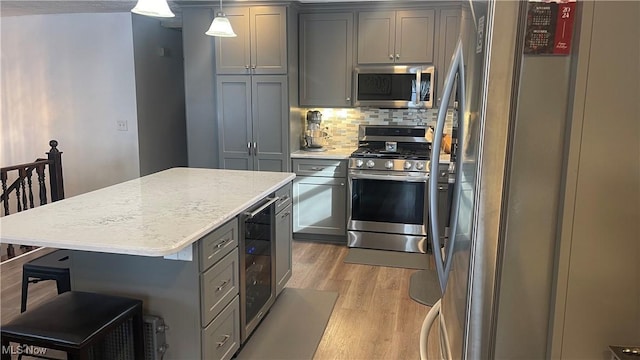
20,272,29,313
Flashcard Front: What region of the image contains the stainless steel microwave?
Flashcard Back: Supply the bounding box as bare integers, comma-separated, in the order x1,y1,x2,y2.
353,65,435,109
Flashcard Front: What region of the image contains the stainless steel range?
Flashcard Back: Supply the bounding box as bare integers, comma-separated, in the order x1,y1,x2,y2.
347,125,450,253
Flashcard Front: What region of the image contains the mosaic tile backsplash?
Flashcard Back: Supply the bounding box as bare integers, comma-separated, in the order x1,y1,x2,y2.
300,107,456,150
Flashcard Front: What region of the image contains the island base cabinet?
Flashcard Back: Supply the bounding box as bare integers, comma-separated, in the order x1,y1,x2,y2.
275,203,292,296
202,296,240,360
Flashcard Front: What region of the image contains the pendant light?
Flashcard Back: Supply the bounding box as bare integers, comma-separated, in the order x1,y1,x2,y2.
205,0,237,37
131,0,175,18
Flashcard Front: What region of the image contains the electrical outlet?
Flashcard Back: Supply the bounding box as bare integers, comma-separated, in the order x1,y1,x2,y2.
117,120,128,131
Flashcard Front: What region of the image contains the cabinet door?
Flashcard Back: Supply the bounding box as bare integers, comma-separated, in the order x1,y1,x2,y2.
216,7,251,75
357,11,395,64
293,176,347,236
299,12,354,107
252,75,289,172
275,203,292,296
436,8,461,107
251,6,287,75
395,10,435,64
217,76,252,170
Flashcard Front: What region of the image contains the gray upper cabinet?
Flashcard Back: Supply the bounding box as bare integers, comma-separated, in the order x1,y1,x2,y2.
357,9,435,64
216,6,287,75
217,75,289,171
299,12,354,107
435,8,461,107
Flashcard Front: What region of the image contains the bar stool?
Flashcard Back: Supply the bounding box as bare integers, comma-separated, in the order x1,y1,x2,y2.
1,291,145,360
21,249,71,312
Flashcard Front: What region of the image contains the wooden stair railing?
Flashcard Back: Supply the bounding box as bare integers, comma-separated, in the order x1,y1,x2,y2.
1,140,64,259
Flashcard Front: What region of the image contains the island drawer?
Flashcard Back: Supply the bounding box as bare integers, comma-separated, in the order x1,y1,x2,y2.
199,218,238,272
202,295,240,360
292,159,347,178
275,183,292,214
201,248,239,327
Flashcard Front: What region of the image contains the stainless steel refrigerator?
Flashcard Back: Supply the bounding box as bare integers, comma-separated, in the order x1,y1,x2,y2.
422,1,640,359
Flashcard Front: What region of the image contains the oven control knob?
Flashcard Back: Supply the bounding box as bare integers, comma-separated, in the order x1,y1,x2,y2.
366,160,375,168
415,162,425,170
355,159,364,168
385,161,394,169
404,161,413,170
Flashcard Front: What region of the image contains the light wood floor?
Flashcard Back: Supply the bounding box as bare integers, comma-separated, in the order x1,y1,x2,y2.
288,240,436,360
1,242,439,359
1,247,58,325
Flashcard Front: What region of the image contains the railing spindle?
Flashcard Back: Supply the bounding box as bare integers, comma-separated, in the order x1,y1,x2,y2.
36,163,48,205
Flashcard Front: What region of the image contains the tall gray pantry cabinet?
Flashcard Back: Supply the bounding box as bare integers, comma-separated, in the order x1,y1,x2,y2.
216,5,290,171
217,75,288,171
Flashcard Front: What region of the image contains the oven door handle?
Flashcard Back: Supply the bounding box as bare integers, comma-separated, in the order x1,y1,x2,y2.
349,172,428,183
244,197,279,219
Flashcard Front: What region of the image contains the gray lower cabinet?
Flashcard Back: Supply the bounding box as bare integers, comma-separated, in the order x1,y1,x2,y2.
217,75,289,171
292,159,347,238
299,12,354,107
274,183,293,296
275,203,292,295
202,295,240,360
199,219,240,360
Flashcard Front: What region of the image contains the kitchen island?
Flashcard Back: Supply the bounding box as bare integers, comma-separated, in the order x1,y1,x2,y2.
0,168,295,359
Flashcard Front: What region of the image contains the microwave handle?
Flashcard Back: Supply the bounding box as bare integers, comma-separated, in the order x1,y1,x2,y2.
428,40,465,294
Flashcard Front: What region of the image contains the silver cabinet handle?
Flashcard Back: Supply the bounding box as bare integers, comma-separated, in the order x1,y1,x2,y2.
215,238,229,249
217,334,230,348
253,142,257,156
216,279,230,291
244,197,279,218
247,142,251,156
346,97,351,101
251,65,256,69
389,54,394,60
340,183,345,186
310,166,325,171
396,54,400,60
245,65,249,70
281,211,291,219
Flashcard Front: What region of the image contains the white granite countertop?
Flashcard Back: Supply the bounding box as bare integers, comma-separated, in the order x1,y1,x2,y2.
0,168,295,257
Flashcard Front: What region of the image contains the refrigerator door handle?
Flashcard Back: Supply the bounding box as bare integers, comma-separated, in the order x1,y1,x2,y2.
429,39,465,293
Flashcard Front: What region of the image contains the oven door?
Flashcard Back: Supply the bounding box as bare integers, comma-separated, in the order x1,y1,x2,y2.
348,170,428,236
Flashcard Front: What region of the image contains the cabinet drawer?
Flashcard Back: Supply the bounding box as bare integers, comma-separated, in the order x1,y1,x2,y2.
292,159,347,177
201,248,239,327
275,182,292,214
202,295,240,360
199,219,239,272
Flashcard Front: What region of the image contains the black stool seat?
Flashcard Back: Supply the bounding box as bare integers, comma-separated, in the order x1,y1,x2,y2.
21,249,71,312
2,291,145,360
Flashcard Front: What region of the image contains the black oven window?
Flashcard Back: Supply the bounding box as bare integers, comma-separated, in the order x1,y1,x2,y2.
357,73,415,100
351,178,425,224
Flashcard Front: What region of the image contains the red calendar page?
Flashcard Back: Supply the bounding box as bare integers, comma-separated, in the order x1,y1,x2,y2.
524,1,576,55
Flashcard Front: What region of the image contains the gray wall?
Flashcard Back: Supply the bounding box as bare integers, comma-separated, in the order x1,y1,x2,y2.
1,12,141,197
550,1,640,358
132,15,188,176
182,8,219,169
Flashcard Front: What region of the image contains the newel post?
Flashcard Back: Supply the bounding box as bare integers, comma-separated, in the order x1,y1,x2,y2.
47,140,65,201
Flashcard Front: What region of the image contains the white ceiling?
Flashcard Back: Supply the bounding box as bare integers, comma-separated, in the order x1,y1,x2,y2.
1,0,436,17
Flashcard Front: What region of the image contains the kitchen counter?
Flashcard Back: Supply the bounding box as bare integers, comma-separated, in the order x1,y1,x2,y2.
291,148,354,159
0,167,295,257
